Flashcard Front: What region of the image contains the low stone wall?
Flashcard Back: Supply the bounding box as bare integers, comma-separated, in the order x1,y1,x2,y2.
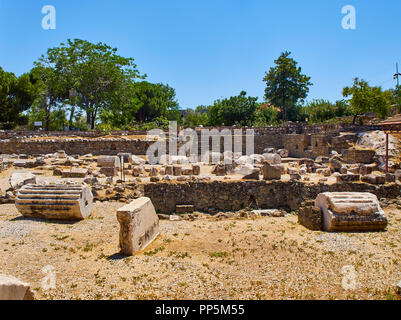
0,138,154,156
0,123,381,156
143,180,401,214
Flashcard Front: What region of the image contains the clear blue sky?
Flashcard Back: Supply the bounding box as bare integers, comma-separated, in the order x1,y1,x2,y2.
1,0,400,109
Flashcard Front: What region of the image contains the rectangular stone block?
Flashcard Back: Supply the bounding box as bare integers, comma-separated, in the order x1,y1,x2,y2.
298,206,322,231
315,192,388,232
117,197,160,255
100,167,118,177
97,156,121,168
0,274,34,300
336,174,360,182
176,204,195,213
262,162,281,180
61,168,88,178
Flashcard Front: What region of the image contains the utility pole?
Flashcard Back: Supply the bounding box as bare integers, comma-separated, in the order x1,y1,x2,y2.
394,63,401,112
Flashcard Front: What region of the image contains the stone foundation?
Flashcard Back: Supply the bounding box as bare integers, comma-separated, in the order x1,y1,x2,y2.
143,180,400,214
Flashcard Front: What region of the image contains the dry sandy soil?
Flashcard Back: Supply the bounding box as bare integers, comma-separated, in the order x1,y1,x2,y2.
0,200,400,300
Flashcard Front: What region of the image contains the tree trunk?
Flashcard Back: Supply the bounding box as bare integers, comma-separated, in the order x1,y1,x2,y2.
91,110,97,130
352,114,358,125
45,106,50,131
69,107,75,129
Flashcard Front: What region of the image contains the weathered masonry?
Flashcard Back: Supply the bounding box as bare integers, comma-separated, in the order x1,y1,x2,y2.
143,180,401,214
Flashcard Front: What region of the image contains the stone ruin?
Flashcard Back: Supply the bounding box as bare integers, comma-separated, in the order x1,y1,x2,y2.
15,183,93,220
315,192,388,232
117,197,160,255
0,274,34,300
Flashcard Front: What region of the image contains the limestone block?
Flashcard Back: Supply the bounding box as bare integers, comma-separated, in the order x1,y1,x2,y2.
129,155,146,165
165,165,173,175
15,183,93,220
315,192,388,232
173,166,182,176
359,164,376,175
182,168,193,175
277,149,289,158
211,163,226,176
329,158,343,171
9,172,36,190
99,167,118,177
97,156,121,168
262,162,281,180
249,154,265,164
290,173,302,180
192,165,200,175
56,150,67,159
298,206,322,231
0,274,34,300
149,167,159,177
242,169,260,180
176,204,194,213
336,174,360,182
133,166,145,177
342,149,375,164
117,197,160,255
316,168,331,177
263,153,281,165
361,174,386,185
61,168,88,178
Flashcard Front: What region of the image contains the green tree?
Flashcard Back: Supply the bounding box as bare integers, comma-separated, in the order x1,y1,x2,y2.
343,78,392,122
263,51,312,121
390,85,401,112
0,67,37,129
29,65,68,131
99,81,179,129
304,99,352,123
182,108,209,127
252,103,280,126
208,91,258,126
35,39,144,129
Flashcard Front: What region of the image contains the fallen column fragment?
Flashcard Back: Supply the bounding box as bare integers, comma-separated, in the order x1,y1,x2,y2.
15,183,93,220
0,274,34,300
315,192,387,232
117,197,160,255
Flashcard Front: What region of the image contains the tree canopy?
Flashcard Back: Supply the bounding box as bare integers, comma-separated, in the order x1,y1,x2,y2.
263,51,312,121
208,91,258,126
0,67,37,129
343,78,392,121
34,39,145,129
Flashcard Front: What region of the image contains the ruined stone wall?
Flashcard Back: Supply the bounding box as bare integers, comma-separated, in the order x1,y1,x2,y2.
0,123,380,156
143,180,400,214
0,138,154,156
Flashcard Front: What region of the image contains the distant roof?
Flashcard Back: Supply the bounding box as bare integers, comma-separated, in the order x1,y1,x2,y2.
378,114,401,126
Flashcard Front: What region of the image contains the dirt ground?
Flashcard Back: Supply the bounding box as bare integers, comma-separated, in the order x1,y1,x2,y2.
0,200,400,300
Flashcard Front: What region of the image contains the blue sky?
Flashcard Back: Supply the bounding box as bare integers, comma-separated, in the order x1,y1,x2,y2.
1,0,400,109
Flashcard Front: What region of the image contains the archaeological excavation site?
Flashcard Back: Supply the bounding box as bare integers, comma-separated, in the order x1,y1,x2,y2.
1,2,401,305
1,121,400,300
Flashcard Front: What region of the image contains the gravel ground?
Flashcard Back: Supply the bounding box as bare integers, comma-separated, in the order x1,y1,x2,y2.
0,201,400,300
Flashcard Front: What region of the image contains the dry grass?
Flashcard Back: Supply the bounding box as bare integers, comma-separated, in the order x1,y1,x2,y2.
0,201,400,300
